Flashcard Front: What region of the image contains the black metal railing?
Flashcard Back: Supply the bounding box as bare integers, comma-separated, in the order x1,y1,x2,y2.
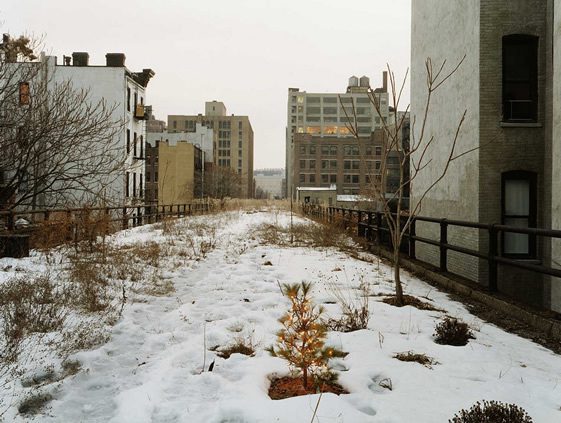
302,204,561,295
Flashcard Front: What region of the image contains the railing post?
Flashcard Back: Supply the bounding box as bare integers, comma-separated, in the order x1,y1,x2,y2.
440,219,448,272
7,210,15,231
409,218,416,259
488,224,498,292
188,204,192,215
376,212,382,245
357,211,363,237
366,212,373,241
122,207,128,230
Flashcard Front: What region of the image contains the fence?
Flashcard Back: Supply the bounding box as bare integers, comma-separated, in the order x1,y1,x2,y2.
0,201,212,254
303,204,561,300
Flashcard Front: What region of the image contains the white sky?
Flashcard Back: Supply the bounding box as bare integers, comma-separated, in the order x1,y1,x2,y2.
2,0,411,169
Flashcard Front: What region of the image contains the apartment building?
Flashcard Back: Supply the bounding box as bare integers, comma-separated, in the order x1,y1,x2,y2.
168,101,254,198
411,0,560,311
254,168,284,199
285,74,389,199
145,123,213,204
157,141,203,205
0,44,154,208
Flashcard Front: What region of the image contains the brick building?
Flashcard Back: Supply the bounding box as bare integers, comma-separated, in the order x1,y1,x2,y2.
411,0,560,311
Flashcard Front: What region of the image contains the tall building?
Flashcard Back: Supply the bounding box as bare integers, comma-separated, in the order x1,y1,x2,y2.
411,0,559,311
285,74,389,199
0,45,154,208
168,101,254,198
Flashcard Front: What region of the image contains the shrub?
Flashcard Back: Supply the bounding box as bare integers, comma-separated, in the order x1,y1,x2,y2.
267,282,343,388
449,400,533,423
326,278,370,332
434,317,474,346
0,276,65,361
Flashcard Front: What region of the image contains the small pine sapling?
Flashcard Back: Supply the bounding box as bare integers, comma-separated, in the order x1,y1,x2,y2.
268,282,343,389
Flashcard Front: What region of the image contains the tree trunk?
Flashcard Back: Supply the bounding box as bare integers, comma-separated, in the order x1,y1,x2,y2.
303,367,308,389
394,247,404,306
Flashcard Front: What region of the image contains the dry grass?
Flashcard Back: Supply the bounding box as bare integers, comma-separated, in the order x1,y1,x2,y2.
394,351,436,368
216,340,255,359
325,277,371,332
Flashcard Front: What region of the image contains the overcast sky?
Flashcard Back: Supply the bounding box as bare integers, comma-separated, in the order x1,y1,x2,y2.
3,0,411,169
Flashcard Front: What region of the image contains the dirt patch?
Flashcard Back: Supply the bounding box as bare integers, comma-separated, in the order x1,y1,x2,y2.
382,295,445,312
394,351,436,368
216,343,255,359
268,376,347,400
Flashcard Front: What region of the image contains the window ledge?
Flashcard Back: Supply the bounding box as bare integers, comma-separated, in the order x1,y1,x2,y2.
500,122,542,128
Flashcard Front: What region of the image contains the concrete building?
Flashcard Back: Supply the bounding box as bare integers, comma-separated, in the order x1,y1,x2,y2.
168,101,254,198
411,0,560,311
285,74,389,199
254,168,284,199
0,46,154,208
145,123,213,205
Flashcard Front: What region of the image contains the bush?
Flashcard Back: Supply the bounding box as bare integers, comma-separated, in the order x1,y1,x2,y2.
0,276,65,360
434,317,474,346
450,400,533,423
326,278,370,332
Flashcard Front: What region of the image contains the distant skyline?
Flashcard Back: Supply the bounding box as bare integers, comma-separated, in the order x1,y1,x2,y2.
2,0,411,168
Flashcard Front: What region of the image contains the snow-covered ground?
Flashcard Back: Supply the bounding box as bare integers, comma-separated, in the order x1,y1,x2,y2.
1,209,560,422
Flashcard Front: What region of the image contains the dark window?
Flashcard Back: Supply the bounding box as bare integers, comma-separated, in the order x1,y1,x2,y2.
309,145,316,155
133,132,137,157
375,146,382,156
502,35,538,121
126,130,130,154
133,172,137,197
299,160,306,169
134,92,138,109
127,87,131,111
309,160,316,169
126,172,130,197
19,82,30,105
299,146,306,154
501,171,537,257
140,135,144,158
139,173,143,197
299,174,305,183
330,174,337,183
309,174,315,183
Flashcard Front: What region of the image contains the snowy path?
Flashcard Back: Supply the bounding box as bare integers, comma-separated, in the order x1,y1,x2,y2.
3,210,561,422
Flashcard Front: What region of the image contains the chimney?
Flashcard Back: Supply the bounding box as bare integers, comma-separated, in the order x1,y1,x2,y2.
63,55,71,66
106,53,126,67
72,52,89,66
382,71,388,92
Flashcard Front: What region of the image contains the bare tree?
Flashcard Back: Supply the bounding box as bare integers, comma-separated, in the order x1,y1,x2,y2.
204,165,242,200
0,34,124,211
340,57,472,306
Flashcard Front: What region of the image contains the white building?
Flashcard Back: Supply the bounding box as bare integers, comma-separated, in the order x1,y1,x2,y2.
146,123,214,162
254,168,284,199
2,48,154,208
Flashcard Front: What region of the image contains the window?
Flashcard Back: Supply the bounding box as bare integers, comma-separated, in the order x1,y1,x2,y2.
307,97,320,103
133,132,137,157
501,171,537,257
133,172,137,197
126,172,130,197
502,35,538,121
309,174,315,183
127,87,131,111
321,160,329,169
300,174,305,183
134,92,138,109
19,82,30,105
323,107,337,115
329,146,337,156
299,146,306,155
329,160,337,169
375,146,382,156
321,145,329,155
300,160,306,169
329,174,337,183
139,174,143,197
126,130,130,153
140,135,144,158
323,97,337,103
321,174,329,184
309,145,316,155
309,160,316,169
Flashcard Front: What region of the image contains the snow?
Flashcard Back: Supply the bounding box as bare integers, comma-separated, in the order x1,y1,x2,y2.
1,209,560,422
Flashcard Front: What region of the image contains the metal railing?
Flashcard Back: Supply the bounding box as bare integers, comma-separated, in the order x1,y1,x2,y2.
302,204,561,295
0,201,212,250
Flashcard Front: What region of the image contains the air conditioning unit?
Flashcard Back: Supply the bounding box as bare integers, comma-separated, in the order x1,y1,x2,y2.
135,104,145,120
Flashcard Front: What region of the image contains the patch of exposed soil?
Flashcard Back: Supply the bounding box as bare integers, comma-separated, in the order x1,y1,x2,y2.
268,376,348,400
382,294,445,312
